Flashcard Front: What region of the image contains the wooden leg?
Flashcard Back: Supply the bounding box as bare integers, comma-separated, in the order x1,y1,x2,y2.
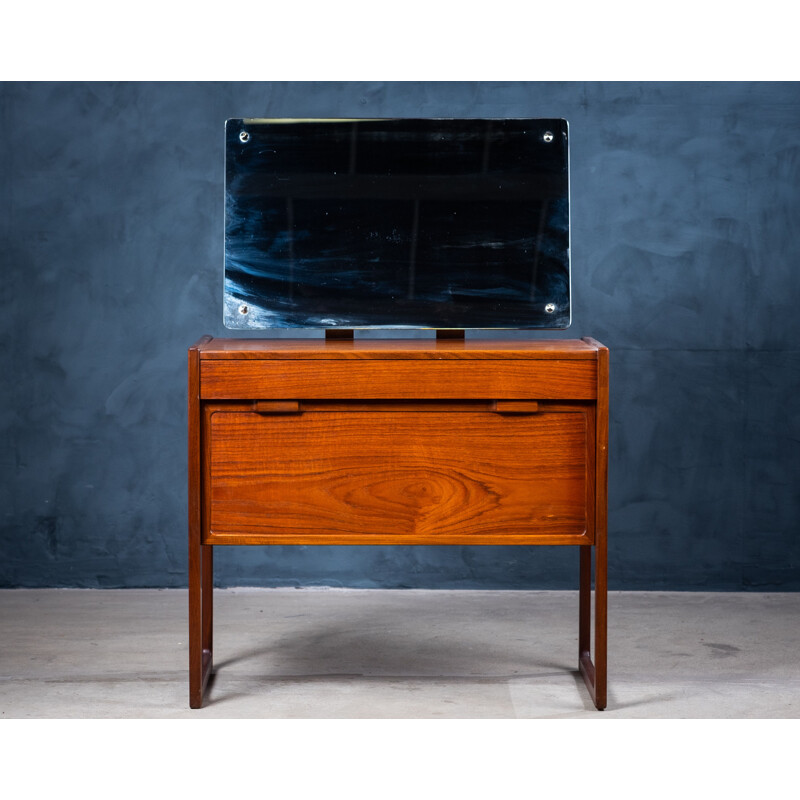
578,543,607,710
579,546,591,657
202,545,213,654
189,542,213,708
595,535,608,709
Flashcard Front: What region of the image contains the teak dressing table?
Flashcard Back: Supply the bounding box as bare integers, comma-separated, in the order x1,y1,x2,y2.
188,335,608,709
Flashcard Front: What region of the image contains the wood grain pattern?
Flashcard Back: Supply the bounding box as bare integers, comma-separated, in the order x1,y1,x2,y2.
577,337,608,710
196,337,601,359
205,407,592,545
200,359,597,400
187,336,211,709
188,335,609,709
588,339,609,709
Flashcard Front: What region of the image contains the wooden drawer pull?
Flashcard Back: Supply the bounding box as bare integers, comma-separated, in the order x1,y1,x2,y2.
253,400,301,414
492,400,540,414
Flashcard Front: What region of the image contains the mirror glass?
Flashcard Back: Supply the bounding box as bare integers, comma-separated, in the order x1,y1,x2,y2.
224,118,570,329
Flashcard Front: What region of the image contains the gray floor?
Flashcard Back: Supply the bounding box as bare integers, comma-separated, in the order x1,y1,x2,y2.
0,588,798,718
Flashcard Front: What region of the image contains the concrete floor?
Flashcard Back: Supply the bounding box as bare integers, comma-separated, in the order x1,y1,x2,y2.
0,588,798,718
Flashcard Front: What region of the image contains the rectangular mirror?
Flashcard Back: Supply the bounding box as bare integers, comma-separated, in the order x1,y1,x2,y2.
224,118,570,329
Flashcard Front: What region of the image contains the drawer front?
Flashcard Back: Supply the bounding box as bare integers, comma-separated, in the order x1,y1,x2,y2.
204,405,594,545
200,359,597,400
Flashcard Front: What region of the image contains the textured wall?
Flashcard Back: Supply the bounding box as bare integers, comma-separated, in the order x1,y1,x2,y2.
1,82,798,589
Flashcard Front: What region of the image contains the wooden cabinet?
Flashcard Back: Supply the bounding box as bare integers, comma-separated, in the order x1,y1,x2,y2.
188,337,608,709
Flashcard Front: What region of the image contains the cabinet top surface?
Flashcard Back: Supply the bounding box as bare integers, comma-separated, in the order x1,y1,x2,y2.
192,337,604,360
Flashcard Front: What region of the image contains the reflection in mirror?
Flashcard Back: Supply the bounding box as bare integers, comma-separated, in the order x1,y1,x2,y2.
224,118,570,330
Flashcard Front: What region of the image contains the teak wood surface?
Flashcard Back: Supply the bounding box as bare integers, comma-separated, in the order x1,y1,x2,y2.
188,337,608,710
205,403,593,545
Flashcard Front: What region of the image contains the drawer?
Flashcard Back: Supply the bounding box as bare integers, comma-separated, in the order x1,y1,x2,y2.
203,403,595,546
200,358,597,400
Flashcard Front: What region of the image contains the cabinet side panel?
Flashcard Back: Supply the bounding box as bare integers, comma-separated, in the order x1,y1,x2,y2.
188,344,203,706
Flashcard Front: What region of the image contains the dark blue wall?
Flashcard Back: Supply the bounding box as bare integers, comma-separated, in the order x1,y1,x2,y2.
2,82,798,589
